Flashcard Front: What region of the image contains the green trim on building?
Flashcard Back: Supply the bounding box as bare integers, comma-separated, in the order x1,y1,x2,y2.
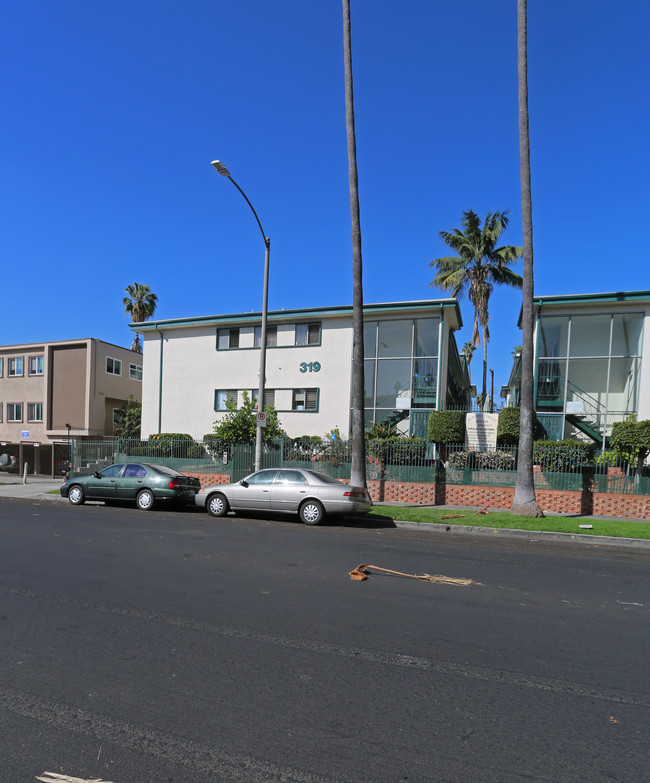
131,299,463,333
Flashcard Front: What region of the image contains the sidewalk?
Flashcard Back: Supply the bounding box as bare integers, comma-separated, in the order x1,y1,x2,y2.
0,477,65,500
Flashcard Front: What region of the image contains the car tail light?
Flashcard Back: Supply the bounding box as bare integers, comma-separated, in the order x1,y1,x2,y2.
344,490,362,499
168,479,180,489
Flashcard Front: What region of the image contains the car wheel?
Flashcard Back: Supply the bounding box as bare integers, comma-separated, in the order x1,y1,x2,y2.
207,493,229,517
299,499,324,525
136,488,155,511
68,485,85,505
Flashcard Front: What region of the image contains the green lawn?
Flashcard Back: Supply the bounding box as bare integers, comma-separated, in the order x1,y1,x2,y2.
369,505,650,540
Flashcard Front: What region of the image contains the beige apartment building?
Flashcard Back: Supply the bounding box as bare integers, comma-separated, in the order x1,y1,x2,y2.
0,339,142,476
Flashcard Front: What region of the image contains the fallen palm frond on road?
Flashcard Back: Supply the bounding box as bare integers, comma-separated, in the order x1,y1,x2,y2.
349,563,478,586
36,773,114,783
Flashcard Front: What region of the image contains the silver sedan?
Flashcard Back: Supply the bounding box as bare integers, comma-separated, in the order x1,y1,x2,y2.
195,467,372,525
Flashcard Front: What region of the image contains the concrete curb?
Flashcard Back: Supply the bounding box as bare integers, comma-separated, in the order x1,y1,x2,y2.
392,519,650,549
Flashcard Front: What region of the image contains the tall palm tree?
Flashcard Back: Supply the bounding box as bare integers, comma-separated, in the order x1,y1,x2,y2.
342,0,367,490
512,0,543,516
430,210,522,407
123,283,158,353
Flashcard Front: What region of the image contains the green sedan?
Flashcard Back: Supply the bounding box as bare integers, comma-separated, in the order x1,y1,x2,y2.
60,462,201,511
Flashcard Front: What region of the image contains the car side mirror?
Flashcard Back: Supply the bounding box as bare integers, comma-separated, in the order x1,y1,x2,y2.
239,479,248,487
94,471,101,478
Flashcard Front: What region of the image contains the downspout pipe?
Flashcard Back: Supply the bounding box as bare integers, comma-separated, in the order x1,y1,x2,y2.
154,325,164,434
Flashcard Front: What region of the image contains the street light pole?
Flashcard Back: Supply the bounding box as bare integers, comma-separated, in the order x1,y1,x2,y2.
211,160,270,472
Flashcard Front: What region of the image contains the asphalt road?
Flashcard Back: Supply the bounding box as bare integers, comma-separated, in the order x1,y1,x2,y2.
1,497,648,783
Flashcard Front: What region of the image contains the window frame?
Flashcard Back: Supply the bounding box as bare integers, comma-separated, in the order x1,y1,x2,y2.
214,389,238,411
106,356,122,376
217,328,240,350
8,357,23,377
7,402,23,422
254,324,278,348
291,388,319,412
27,402,43,422
129,363,143,381
294,322,321,347
28,355,44,376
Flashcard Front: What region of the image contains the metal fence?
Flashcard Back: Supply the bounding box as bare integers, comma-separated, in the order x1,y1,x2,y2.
69,437,650,496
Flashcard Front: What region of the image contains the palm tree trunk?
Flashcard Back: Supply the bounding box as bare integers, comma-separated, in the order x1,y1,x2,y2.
342,0,367,489
482,326,488,409
512,0,543,516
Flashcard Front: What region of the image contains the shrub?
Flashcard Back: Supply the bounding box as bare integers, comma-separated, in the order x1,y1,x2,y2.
147,433,205,459
532,439,594,472
497,407,539,446
447,449,516,470
428,411,465,444
366,437,427,465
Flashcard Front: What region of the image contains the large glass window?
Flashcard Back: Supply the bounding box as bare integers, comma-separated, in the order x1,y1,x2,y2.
538,317,569,357
412,359,437,408
363,321,377,358
536,312,644,443
375,359,411,408
569,315,611,357
362,316,441,435
414,319,439,357
611,313,644,356
377,320,412,357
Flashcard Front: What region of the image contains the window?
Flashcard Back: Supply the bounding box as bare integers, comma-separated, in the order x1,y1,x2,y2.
292,388,318,411
294,322,321,346
7,403,22,422
252,389,275,408
217,328,240,349
106,357,122,376
276,470,308,485
0,403,3,422
27,403,43,422
0,358,3,377
28,356,44,375
215,389,237,411
8,357,23,376
129,363,143,381
254,325,277,348
246,470,278,484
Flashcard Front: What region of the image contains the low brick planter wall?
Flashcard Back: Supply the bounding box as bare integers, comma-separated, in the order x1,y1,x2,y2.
187,472,650,520
367,480,650,520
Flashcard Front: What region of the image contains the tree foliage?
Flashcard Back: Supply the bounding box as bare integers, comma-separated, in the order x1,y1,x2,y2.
610,416,650,473
123,282,158,353
429,210,522,403
113,396,142,439
211,390,285,443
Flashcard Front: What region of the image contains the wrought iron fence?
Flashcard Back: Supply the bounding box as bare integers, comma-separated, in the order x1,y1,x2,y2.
69,437,650,496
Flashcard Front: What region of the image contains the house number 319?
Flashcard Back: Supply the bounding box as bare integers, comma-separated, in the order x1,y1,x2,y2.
299,361,321,373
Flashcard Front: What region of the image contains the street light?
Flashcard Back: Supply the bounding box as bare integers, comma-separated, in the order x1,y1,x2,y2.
211,160,271,472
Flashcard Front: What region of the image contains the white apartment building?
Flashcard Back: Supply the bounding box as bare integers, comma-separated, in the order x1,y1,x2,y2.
134,299,469,441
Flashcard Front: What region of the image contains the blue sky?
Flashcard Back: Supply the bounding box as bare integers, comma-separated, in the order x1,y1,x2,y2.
2,1,648,394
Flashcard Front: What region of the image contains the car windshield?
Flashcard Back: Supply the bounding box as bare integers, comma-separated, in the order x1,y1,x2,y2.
302,470,343,485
